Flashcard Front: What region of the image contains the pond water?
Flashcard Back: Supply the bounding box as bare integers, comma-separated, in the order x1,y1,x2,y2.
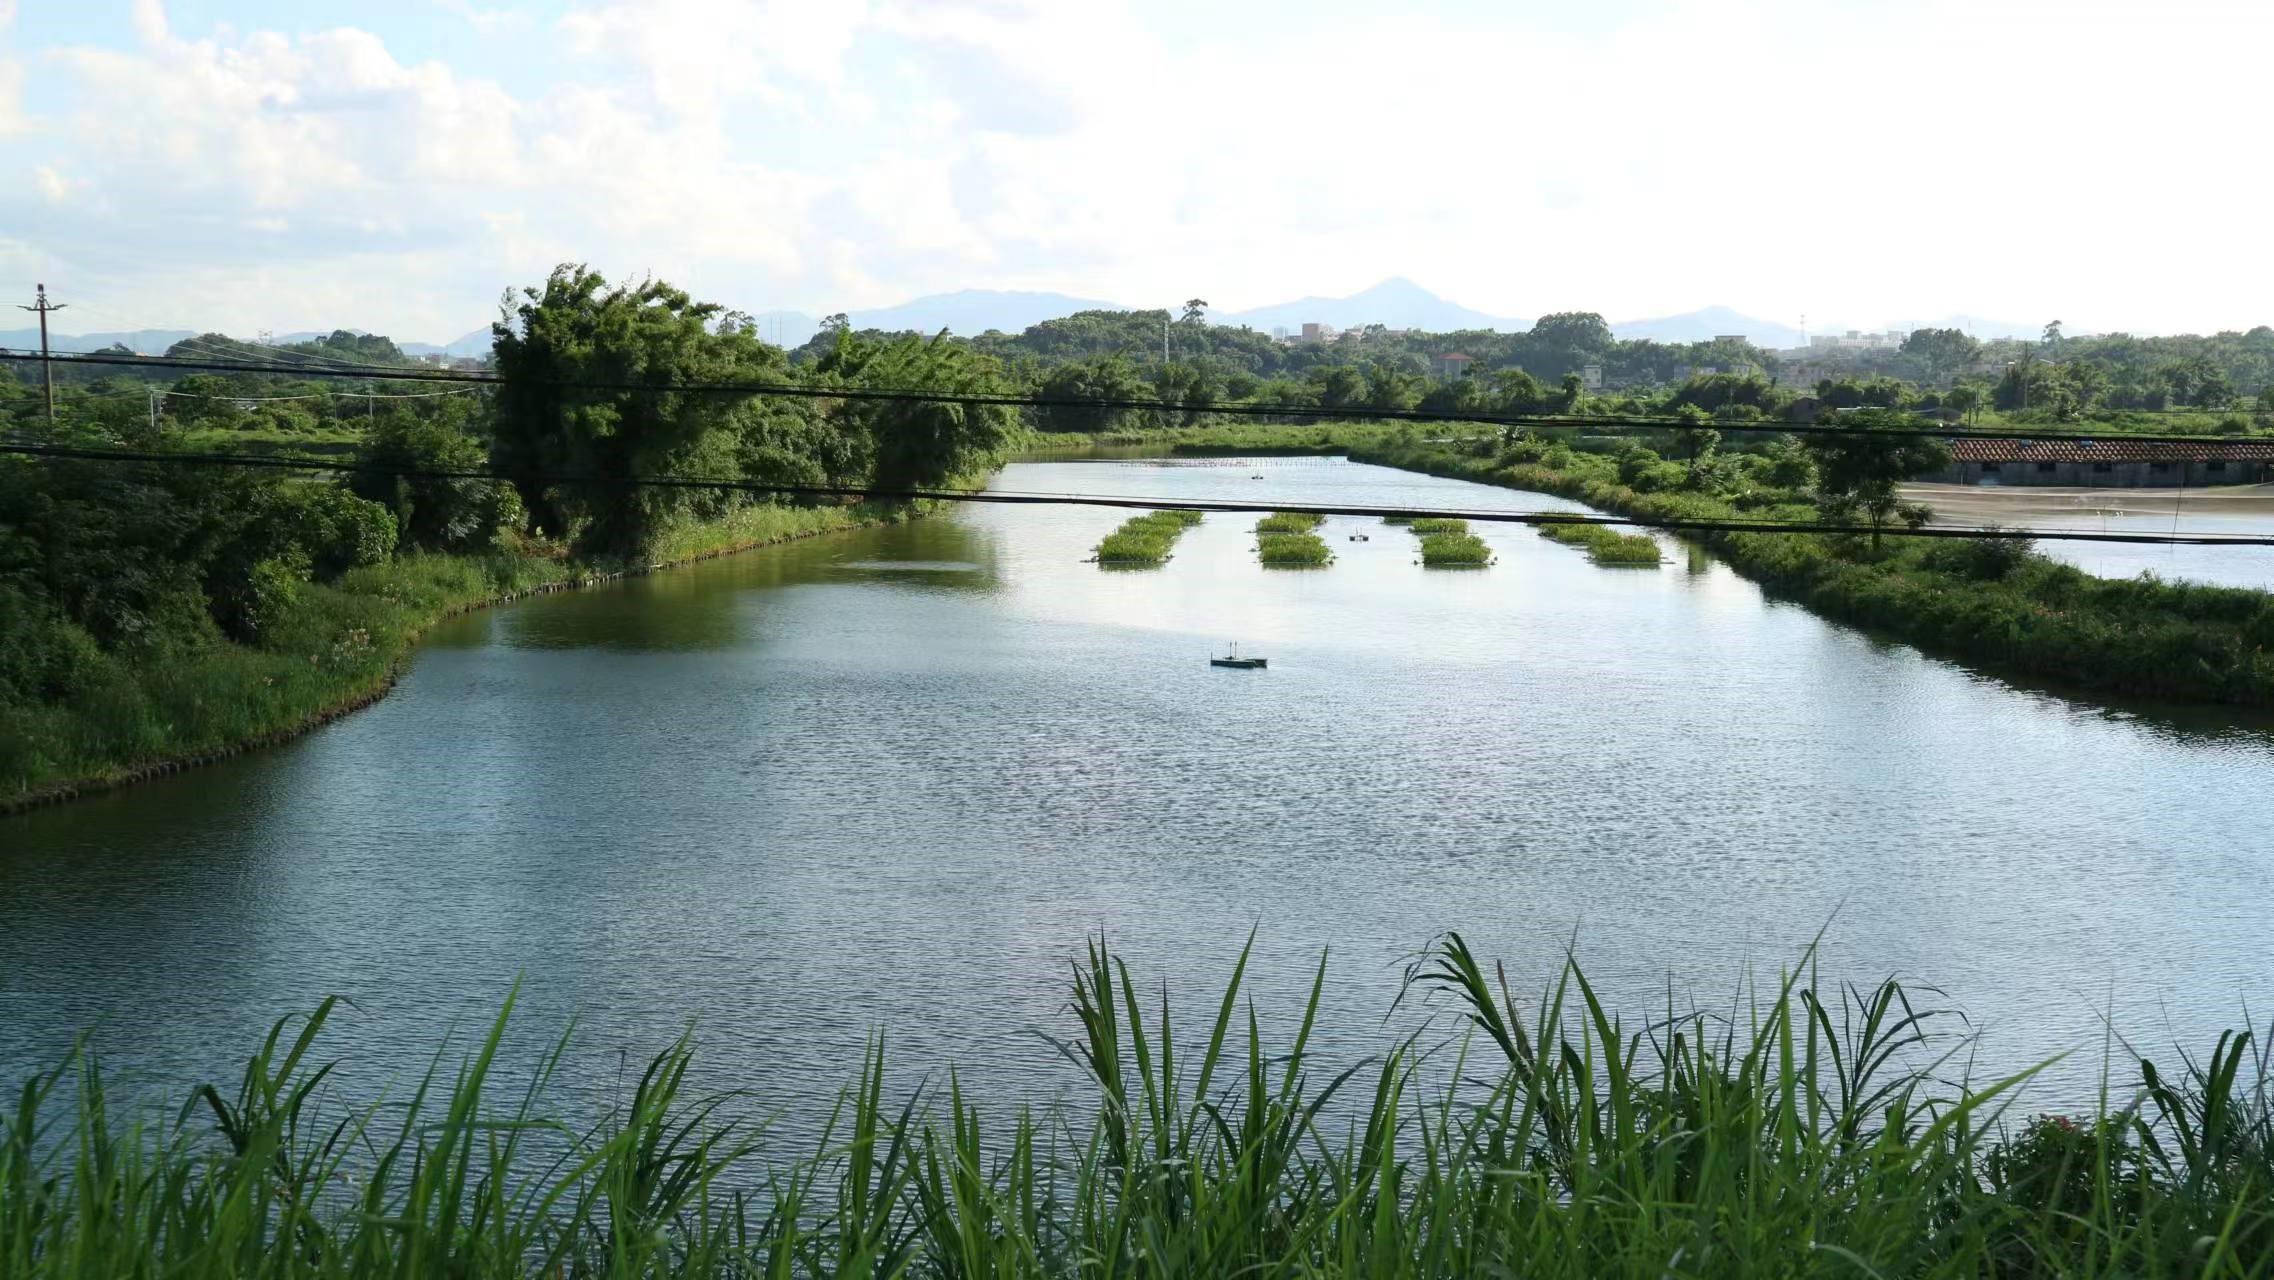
4,457,2271,1126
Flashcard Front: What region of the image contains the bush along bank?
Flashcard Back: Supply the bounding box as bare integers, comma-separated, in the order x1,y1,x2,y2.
0,494,914,815
5,933,2271,1277
1353,438,2274,707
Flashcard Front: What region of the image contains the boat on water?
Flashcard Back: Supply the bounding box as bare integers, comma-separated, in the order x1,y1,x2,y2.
1210,643,1268,670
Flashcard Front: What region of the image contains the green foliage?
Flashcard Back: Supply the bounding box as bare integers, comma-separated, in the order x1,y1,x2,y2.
1255,511,1325,533
1255,527,1332,566
1537,521,1663,566
809,331,1020,493
1418,532,1491,566
350,411,517,552
1922,529,2036,581
492,266,802,556
1094,510,1202,565
1032,355,1153,433
1805,408,1952,548
1406,517,1468,535
1358,433,2274,705
5,934,2270,1277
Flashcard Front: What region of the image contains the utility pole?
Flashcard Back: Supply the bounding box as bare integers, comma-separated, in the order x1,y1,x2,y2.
16,283,65,428
148,385,159,438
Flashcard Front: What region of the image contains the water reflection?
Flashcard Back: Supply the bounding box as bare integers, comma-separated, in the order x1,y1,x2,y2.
2,458,2270,1128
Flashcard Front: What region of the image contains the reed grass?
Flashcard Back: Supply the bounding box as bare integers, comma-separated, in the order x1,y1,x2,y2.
1406,517,1468,536
6,934,2270,1278
1255,524,1333,567
1255,511,1326,534
1536,520,1663,567
1094,511,1203,566
1418,532,1493,567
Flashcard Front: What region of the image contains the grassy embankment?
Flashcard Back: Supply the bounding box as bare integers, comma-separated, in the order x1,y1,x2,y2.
1255,511,1332,566
4,933,2268,1277
0,501,910,812
1093,509,1203,566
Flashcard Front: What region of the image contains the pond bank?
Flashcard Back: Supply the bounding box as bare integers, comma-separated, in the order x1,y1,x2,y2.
0,502,912,815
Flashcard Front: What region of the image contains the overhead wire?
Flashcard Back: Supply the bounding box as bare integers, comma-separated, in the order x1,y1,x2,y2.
8,438,2273,548
5,348,2265,448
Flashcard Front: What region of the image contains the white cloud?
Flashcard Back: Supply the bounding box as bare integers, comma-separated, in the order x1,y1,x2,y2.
4,0,2271,338
0,0,23,140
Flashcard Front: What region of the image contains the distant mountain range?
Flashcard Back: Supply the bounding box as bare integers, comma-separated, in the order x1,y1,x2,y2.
0,327,196,355
1612,306,1806,348
1215,278,1527,333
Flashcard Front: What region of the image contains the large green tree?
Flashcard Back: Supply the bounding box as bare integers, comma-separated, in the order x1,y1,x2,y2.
806,330,1019,491
1805,409,1950,549
1899,328,1981,385
490,266,817,556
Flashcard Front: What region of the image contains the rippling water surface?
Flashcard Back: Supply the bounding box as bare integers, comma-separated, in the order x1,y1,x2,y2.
5,458,2272,1121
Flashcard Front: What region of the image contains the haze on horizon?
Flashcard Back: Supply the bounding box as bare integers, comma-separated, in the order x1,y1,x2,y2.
1,0,2267,342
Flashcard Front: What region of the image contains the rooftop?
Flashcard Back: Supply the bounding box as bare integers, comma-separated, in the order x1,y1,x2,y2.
1949,438,2274,463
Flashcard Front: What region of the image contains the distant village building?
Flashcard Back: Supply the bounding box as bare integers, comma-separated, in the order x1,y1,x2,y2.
1429,352,1476,379
1929,438,2274,488
1810,329,1905,352
1289,322,1337,344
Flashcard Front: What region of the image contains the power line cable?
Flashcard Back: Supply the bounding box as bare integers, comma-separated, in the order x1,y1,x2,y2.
8,439,2272,548
11,348,2270,449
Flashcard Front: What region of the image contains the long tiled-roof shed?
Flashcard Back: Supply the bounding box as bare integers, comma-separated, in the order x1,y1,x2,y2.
1928,437,2274,487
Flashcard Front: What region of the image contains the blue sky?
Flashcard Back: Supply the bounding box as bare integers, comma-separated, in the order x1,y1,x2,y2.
2,0,2268,342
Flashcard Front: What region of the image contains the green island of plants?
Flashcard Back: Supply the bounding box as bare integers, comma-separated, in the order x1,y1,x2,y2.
1406,516,1469,535
1093,509,1204,566
5,932,2268,1278
1537,521,1664,566
1419,531,1493,566
1256,529,1333,567
1254,510,1326,533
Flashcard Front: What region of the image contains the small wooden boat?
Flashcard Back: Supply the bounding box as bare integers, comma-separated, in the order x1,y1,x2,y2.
1210,642,1267,669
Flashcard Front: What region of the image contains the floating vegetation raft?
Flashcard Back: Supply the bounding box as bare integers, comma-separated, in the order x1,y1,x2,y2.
1420,532,1493,567
1380,514,1415,525
1254,511,1326,534
1095,510,1203,566
1407,517,1469,535
1537,521,1663,566
1255,515,1333,567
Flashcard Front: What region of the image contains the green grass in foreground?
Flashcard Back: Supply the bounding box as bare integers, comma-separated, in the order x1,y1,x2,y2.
5,933,2270,1278
1094,510,1203,566
1418,532,1493,567
1255,511,1326,534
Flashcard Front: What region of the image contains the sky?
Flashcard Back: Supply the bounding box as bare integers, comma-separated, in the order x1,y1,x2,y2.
1,0,2268,343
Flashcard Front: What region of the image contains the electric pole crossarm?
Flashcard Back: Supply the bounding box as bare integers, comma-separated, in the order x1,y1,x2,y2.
16,284,66,429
